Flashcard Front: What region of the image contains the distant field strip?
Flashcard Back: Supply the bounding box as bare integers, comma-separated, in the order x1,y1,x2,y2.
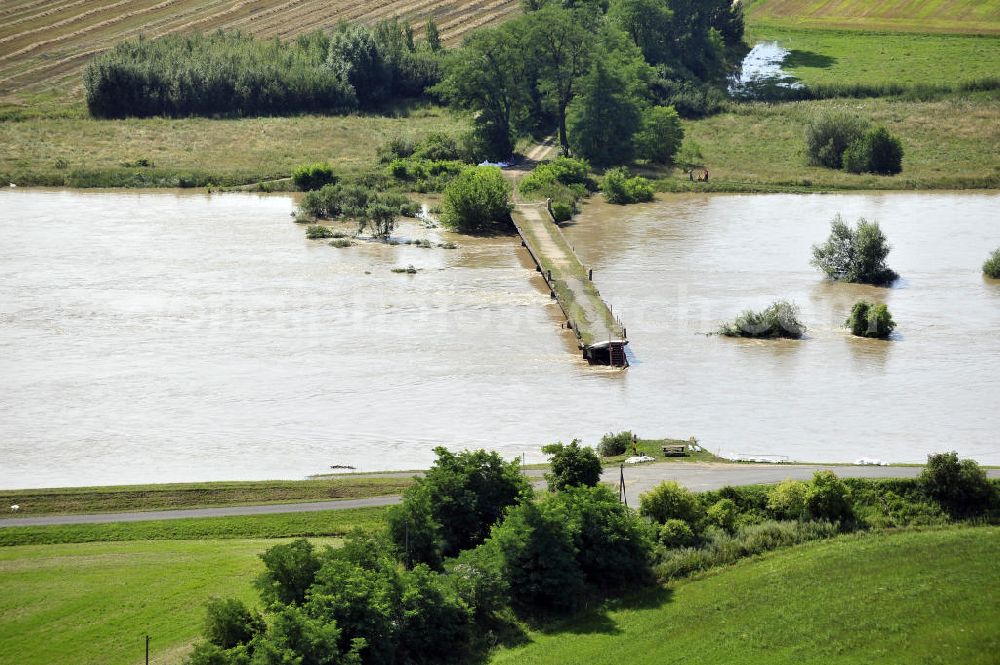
0,0,521,103
746,0,1000,34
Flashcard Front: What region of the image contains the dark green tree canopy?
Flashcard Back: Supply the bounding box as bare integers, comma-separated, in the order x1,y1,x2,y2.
567,60,643,165
542,439,603,491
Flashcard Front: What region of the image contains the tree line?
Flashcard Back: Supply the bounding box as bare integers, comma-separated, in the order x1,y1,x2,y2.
434,0,744,162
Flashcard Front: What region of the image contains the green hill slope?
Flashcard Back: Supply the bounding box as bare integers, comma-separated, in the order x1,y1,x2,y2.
490,527,1000,665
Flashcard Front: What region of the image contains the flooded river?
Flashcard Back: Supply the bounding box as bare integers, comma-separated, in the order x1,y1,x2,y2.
1,189,998,488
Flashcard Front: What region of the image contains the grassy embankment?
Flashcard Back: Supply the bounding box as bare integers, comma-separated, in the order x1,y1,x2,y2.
490,526,1000,665
0,476,414,517
0,538,340,665
659,6,1000,192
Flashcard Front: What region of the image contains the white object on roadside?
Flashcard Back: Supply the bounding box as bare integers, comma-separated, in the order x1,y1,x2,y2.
478,161,511,168
624,455,655,464
8,183,15,188
10,505,19,512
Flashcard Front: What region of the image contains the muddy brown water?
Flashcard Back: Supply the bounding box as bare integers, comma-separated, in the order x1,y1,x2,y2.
1,189,997,488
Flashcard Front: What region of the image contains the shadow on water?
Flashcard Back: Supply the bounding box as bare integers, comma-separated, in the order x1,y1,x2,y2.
784,49,837,70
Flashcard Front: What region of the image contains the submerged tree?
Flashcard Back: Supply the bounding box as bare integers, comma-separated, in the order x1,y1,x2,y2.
811,215,898,286
982,247,1000,279
845,300,896,339
718,300,805,339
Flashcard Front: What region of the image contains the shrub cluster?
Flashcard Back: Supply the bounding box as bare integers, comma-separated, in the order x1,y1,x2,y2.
641,454,997,581
845,300,896,338
542,440,602,492
597,431,634,457
440,166,512,234
805,113,903,175
811,215,898,285
519,157,593,221
983,248,1000,279
85,21,442,118
718,300,805,339
292,163,338,191
602,167,654,204
300,184,417,221
85,32,355,119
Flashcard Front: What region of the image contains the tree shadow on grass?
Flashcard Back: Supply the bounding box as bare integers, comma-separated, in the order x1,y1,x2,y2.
534,585,674,637
784,50,837,69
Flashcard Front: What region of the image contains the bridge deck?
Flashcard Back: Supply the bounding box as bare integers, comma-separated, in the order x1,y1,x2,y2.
510,202,628,364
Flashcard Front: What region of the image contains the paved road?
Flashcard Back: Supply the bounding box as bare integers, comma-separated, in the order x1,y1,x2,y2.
3,464,998,528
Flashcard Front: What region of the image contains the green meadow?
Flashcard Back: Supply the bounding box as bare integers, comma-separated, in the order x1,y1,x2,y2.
489,527,1000,665
0,538,336,665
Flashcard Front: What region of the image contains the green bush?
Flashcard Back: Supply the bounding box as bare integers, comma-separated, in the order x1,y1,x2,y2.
440,166,512,234
811,215,898,285
706,498,739,532
983,248,1000,279
845,300,896,338
658,519,696,549
597,431,633,457
292,163,337,191
542,439,602,492
378,135,417,163
843,126,904,175
255,538,323,606
639,480,703,526
519,157,592,194
634,105,684,165
767,480,808,520
305,225,336,239
918,451,997,517
550,201,574,222
202,598,265,651
602,167,654,204
718,300,805,339
485,500,586,611
654,520,838,580
387,447,530,567
804,471,853,523
805,112,869,169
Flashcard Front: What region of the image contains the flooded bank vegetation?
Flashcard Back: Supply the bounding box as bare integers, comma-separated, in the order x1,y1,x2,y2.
845,301,896,339
718,300,805,339
984,248,1000,279
811,215,898,285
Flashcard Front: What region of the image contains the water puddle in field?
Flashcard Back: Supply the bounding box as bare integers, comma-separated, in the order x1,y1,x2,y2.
729,41,803,99
1,189,998,488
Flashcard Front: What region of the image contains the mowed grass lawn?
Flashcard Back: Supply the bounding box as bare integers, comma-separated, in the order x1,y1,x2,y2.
746,25,1000,87
745,0,1000,34
490,527,1000,665
0,106,469,186
675,96,1000,190
0,538,338,665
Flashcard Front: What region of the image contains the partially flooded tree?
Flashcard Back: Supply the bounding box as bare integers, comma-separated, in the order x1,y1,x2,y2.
811,215,898,285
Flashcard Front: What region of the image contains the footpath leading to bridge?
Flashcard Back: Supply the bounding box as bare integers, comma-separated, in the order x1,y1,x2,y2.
504,140,629,366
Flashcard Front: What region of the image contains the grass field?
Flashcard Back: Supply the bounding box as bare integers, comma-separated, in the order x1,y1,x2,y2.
669,96,1000,191
0,476,414,517
745,0,1000,34
0,537,339,665
0,105,468,186
0,506,388,546
0,0,521,111
746,25,1000,87
490,526,1000,665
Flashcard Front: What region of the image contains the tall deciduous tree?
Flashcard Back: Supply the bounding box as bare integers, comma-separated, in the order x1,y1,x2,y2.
607,0,673,64
567,59,643,166
434,24,526,159
526,6,595,153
